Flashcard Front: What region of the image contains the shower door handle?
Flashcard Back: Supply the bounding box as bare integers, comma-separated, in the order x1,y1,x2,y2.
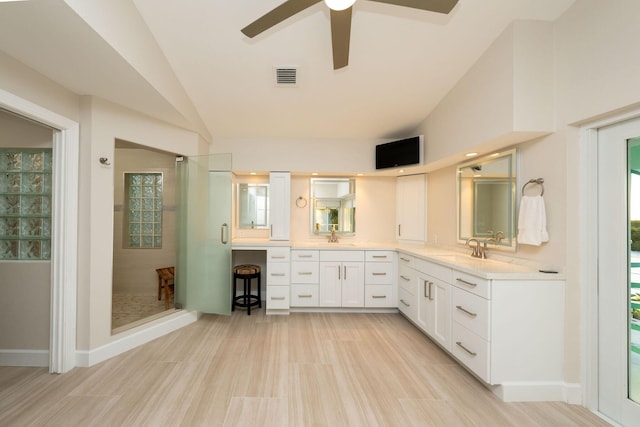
220,223,229,244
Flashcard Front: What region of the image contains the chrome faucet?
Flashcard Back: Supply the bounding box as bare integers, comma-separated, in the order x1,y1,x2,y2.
328,226,339,243
466,238,486,259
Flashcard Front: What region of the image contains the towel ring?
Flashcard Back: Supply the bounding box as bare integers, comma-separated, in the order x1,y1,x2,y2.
522,178,544,196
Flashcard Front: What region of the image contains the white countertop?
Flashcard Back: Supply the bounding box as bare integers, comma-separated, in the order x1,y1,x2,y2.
231,239,564,281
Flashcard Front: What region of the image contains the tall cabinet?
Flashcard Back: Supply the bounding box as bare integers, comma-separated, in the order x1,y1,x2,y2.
269,172,290,241
396,174,426,243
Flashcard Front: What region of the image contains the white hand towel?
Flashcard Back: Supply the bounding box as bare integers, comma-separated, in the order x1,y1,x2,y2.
517,195,549,246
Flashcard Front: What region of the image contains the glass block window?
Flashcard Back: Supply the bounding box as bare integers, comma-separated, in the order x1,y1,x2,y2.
0,149,53,260
125,172,162,248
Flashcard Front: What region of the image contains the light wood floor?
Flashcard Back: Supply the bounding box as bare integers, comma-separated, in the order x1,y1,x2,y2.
0,311,611,426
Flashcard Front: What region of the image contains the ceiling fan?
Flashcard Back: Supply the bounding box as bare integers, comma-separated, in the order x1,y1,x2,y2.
241,0,459,70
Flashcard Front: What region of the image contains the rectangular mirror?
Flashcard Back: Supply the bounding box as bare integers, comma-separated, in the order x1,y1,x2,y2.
310,178,356,235
457,149,517,250
237,183,269,229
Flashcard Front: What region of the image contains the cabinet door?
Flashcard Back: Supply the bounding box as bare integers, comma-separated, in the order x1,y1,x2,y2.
319,261,341,307
396,174,426,242
341,262,365,307
417,273,452,351
269,172,290,241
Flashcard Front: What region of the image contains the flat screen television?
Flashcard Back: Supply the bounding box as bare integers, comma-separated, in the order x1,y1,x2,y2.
375,135,423,170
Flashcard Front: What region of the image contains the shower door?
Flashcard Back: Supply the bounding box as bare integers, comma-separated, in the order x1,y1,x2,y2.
176,153,231,314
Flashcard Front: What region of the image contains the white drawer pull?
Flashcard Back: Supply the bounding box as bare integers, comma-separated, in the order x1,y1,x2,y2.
456,341,477,357
456,278,477,288
298,294,313,298
372,272,387,276
456,305,477,318
399,299,410,307
298,272,313,275
400,275,411,281
400,257,411,262
270,296,286,300
271,273,286,277
372,295,387,299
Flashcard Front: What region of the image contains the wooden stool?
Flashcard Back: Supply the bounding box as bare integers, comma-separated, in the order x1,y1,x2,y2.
156,266,175,310
232,264,261,315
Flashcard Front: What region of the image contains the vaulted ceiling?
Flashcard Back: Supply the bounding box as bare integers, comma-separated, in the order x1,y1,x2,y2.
0,0,575,141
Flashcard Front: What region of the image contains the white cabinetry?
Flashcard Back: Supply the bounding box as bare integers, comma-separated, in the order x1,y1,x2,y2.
290,250,319,307
364,251,395,308
266,247,290,313
319,251,364,307
397,255,418,321
449,270,564,399
269,172,290,241
396,174,426,243
415,258,452,352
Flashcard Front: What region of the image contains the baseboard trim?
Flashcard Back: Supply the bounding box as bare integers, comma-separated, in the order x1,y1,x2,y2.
492,381,583,403
0,349,49,367
76,310,198,368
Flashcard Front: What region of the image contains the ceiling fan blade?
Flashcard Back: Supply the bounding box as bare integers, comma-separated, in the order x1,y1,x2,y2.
330,8,352,70
241,0,323,38
367,0,458,14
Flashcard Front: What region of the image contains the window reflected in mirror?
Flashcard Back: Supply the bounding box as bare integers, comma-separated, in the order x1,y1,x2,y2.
237,183,269,229
310,178,356,235
457,149,517,250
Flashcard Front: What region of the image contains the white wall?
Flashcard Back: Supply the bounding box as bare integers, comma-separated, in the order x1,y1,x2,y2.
0,111,53,350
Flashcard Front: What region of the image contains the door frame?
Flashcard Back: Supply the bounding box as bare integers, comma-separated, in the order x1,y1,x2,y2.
581,107,640,414
0,88,79,373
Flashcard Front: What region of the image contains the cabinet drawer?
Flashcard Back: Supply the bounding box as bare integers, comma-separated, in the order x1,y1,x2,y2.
267,262,289,285
365,251,394,262
267,247,290,262
398,264,417,294
266,285,289,309
365,285,394,307
451,323,490,383
397,253,414,267
291,262,319,284
452,271,490,299
320,250,364,262
398,286,417,320
365,262,393,285
414,258,452,283
452,286,490,340
291,250,319,262
290,284,319,307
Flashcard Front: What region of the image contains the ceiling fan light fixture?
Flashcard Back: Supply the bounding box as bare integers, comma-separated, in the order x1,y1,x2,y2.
324,0,356,11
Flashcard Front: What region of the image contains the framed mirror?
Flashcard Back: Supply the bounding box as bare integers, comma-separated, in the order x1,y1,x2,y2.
310,178,356,235
457,149,517,250
237,183,269,229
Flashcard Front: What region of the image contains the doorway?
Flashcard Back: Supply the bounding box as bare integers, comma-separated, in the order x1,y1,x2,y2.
596,117,640,426
111,140,179,332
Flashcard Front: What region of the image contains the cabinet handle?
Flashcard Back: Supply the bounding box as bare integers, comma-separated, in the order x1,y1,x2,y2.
271,273,286,277
338,266,341,280
372,255,387,259
372,295,387,299
344,266,347,280
220,223,228,244
372,272,387,276
400,257,411,262
423,280,428,298
456,305,477,318
456,341,477,357
428,281,434,301
271,255,286,259
298,255,313,258
400,299,410,307
298,272,313,275
298,294,313,298
398,224,401,236
400,275,411,282
456,278,477,288
270,224,273,237
271,296,286,300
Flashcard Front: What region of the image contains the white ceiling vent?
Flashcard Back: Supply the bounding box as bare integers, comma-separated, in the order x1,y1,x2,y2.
274,67,297,87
